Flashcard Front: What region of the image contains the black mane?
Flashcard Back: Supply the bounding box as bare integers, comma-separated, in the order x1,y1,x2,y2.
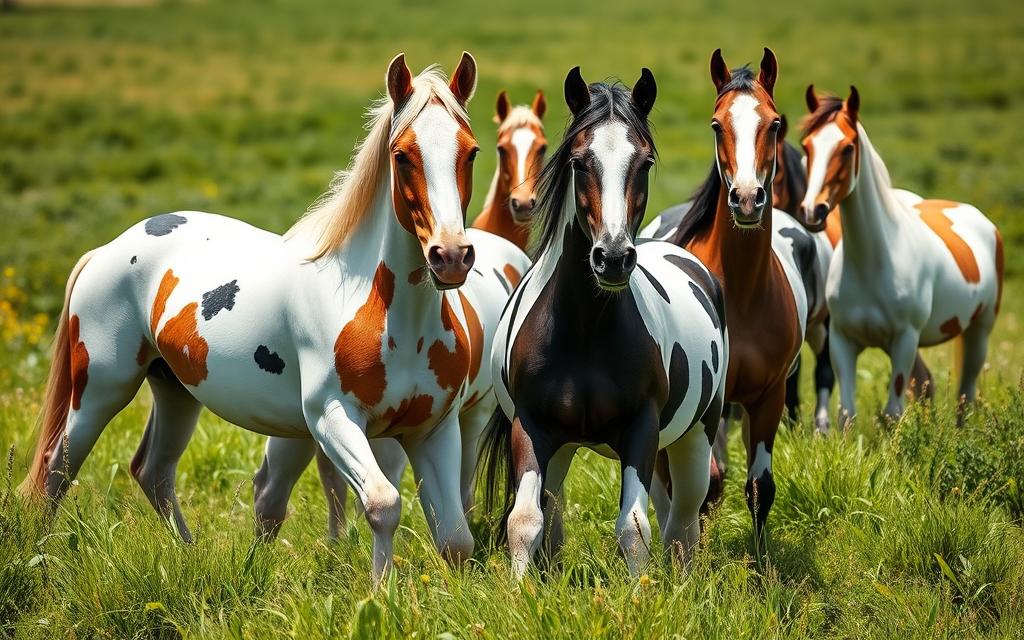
800,95,844,137
529,81,655,258
778,139,807,214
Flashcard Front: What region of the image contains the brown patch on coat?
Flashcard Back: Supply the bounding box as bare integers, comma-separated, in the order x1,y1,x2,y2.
157,302,209,385
381,394,435,431
428,295,470,409
151,269,180,335
458,291,484,382
915,200,980,283
824,207,842,247
994,228,1004,314
136,338,150,367
408,268,426,286
388,336,397,351
69,314,89,410
334,262,395,407
502,263,522,287
940,316,963,338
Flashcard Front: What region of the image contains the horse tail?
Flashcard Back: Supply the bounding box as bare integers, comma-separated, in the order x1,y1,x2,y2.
19,250,95,497
478,405,514,542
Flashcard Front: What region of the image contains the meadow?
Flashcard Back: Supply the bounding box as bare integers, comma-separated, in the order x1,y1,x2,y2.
2,0,1024,637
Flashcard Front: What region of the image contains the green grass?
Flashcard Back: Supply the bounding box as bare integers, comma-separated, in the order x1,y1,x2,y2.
2,0,1024,637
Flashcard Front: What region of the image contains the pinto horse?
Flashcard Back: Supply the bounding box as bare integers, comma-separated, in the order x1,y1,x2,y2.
668,49,807,545
472,90,548,251
482,67,728,578
20,53,528,584
798,86,1003,423
641,114,836,434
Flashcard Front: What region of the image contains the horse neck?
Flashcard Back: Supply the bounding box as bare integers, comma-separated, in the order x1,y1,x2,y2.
475,166,529,249
837,126,904,267
696,187,775,305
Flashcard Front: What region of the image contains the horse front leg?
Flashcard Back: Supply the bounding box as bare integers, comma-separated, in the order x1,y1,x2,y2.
742,383,785,557
828,326,862,431
506,415,556,580
884,329,921,421
614,406,659,576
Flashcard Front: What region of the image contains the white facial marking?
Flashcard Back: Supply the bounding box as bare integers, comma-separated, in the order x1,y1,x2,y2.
510,127,536,185
411,104,464,236
589,121,635,239
749,441,772,478
801,122,844,212
728,94,763,190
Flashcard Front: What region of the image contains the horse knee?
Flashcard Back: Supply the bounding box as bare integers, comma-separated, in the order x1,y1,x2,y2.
363,481,402,538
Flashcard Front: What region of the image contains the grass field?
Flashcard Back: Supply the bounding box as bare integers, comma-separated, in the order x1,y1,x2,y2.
2,0,1024,637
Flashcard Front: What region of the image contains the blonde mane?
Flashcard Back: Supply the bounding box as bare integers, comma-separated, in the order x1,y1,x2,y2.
287,65,470,260
483,105,544,210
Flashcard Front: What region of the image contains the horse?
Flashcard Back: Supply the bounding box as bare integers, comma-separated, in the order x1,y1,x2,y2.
641,113,837,435
20,52,529,584
481,66,728,579
797,86,1003,424
471,90,548,251
667,49,808,547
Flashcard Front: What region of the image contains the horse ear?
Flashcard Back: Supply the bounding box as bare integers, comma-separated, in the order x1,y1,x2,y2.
495,90,510,123
564,66,591,117
758,47,778,98
845,85,860,122
710,48,731,94
450,51,478,106
531,89,547,119
805,84,818,112
778,113,789,140
386,53,413,106
632,68,657,117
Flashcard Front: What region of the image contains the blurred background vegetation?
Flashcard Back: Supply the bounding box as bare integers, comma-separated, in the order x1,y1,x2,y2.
1,0,1023,638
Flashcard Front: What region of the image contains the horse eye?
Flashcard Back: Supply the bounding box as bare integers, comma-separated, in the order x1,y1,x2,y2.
711,120,722,133
770,119,782,132
468,147,480,163
394,150,412,166
842,144,855,155
538,145,548,156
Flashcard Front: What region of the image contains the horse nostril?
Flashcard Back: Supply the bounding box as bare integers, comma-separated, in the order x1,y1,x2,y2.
591,246,607,273
527,197,536,209
813,203,830,221
510,198,521,211
427,245,446,269
728,188,740,208
462,244,475,269
754,187,767,208
623,247,637,272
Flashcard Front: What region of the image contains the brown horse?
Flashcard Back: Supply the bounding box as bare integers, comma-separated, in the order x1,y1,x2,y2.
471,90,547,251
668,48,807,548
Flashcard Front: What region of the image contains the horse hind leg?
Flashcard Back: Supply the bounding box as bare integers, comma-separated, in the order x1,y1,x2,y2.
813,321,836,434
130,359,201,542
908,351,934,402
957,315,994,420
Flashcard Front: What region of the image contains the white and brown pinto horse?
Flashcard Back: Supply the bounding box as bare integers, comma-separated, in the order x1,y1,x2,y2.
482,68,728,578
21,53,528,583
798,87,1003,423
669,50,808,545
472,90,548,252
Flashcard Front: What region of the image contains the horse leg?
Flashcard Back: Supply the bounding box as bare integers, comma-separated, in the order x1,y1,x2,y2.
309,404,400,585
458,396,495,514
651,451,671,533
784,356,801,425
507,415,555,580
403,417,474,566
884,329,920,420
130,361,201,542
957,317,994,419
253,437,316,540
540,444,576,562
829,327,862,430
313,444,348,540
743,383,785,556
614,406,659,576
813,321,836,434
909,351,934,402
662,426,713,570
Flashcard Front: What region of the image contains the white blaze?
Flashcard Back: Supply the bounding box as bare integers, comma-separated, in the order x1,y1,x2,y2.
510,127,536,186
728,94,763,190
589,121,636,238
411,104,464,235
801,122,844,212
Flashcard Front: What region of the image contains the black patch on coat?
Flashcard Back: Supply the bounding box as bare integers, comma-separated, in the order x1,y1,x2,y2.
145,213,188,236
637,264,669,303
130,255,137,265
697,361,713,420
493,268,511,295
778,226,819,320
651,202,690,239
201,280,240,321
658,343,688,429
711,340,719,373
701,390,723,446
664,254,726,332
254,345,285,374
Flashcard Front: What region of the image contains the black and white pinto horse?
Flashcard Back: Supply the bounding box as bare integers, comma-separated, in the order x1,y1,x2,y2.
481,68,728,578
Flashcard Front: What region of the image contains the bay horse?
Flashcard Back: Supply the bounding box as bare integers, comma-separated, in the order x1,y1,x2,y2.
471,90,548,251
641,114,837,434
668,49,807,546
798,86,1003,424
20,53,528,584
482,67,728,578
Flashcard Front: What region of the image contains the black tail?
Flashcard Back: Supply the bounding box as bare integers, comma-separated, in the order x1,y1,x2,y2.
478,405,514,542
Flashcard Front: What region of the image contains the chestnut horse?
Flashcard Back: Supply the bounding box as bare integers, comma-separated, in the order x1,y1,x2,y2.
472,90,548,251
668,49,807,547
20,53,528,584
798,86,1002,424
482,67,728,578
